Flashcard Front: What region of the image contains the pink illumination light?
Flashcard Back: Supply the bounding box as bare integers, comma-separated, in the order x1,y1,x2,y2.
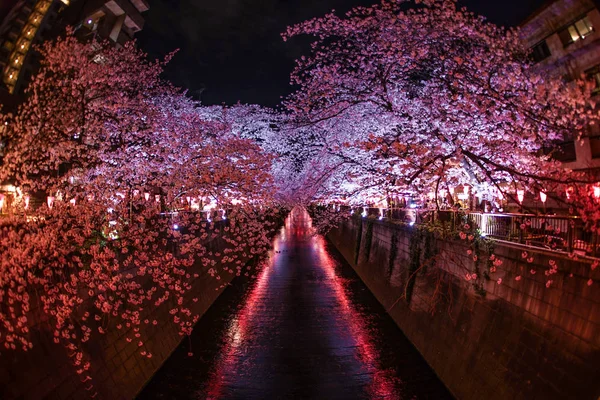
566,187,573,200
517,189,524,204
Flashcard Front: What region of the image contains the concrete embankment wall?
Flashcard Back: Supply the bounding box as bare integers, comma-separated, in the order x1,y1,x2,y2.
0,220,274,400
327,217,600,400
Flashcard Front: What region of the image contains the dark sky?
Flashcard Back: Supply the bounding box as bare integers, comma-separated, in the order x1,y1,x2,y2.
137,0,549,107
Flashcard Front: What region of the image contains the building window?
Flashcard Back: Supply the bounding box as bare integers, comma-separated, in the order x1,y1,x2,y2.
531,40,551,62
586,65,600,95
558,15,594,47
2,40,14,51
554,141,577,162
590,137,600,158
543,141,577,162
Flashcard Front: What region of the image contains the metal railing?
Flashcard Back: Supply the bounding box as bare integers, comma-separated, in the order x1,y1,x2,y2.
335,205,597,257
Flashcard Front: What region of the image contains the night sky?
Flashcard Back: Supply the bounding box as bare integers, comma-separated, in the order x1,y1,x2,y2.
136,0,549,107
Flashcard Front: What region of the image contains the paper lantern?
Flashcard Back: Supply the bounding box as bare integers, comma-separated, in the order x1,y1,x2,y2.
517,190,525,204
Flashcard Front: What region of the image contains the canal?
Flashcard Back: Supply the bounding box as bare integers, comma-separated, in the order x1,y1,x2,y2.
138,208,453,399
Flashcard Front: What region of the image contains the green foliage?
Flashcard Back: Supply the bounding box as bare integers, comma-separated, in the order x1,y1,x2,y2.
364,220,374,261
405,225,439,304
354,218,363,264
405,230,422,304
388,231,398,277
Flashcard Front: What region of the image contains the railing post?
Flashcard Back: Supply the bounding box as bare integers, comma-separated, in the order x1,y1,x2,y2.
518,216,524,244
567,221,573,253
453,210,457,231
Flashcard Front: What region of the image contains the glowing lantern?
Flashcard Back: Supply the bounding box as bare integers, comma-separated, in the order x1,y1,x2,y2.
0,194,4,212
566,186,574,200
24,196,30,210
539,191,547,203
47,196,55,209
517,190,525,204
70,198,76,206
594,186,600,199
144,192,150,201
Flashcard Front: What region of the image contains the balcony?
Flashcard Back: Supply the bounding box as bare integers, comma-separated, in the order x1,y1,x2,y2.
104,0,144,32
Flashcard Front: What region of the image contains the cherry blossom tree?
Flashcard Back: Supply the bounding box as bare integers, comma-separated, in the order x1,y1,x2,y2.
0,32,283,391
282,0,598,207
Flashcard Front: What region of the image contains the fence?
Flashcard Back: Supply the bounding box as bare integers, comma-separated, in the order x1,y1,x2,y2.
335,205,597,257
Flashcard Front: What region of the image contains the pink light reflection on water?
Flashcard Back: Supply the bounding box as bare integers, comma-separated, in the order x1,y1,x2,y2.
307,212,401,399
203,208,400,399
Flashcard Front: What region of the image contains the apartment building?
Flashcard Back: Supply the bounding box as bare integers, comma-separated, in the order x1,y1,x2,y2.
520,0,600,171
0,0,149,106
0,0,149,214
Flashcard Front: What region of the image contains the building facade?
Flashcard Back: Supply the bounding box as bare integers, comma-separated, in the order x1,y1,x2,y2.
521,0,600,171
0,0,148,106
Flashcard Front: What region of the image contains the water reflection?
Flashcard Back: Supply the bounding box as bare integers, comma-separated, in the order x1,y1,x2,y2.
139,208,452,399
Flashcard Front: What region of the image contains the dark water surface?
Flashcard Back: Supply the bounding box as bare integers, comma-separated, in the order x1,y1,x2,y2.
138,208,453,399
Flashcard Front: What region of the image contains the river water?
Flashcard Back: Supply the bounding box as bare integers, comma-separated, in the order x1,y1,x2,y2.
138,208,453,399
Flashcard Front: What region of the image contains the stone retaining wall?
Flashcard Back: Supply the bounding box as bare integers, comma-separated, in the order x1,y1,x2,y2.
327,217,600,400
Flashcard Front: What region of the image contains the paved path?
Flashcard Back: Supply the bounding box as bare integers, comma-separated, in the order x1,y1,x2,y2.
139,208,453,399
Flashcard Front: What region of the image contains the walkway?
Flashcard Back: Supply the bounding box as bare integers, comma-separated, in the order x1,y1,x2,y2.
138,208,452,399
